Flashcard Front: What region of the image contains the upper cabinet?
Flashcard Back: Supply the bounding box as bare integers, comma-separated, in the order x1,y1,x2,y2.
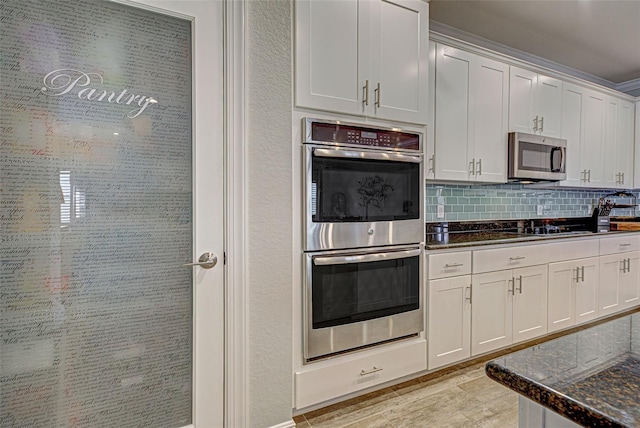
295,0,429,125
636,101,640,189
509,66,563,138
433,44,509,183
560,81,635,189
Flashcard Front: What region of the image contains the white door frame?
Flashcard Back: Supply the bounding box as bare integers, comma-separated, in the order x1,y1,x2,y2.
223,0,248,426
110,0,248,426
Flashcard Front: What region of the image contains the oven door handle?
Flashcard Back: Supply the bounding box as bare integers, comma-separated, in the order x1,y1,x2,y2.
313,148,422,163
313,248,422,266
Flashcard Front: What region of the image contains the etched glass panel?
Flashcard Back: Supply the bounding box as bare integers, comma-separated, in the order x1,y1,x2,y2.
0,1,193,427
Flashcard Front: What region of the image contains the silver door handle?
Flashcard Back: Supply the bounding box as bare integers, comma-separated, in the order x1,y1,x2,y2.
470,158,476,175
509,256,526,261
466,285,472,303
313,148,422,163
621,259,628,273
539,116,544,133
587,169,591,183
580,266,585,282
184,252,218,269
444,263,464,268
428,155,435,173
533,116,538,131
621,172,625,184
374,82,381,108
360,366,383,376
508,278,515,295
362,80,369,106
476,159,482,176
314,248,421,266
516,275,523,294
574,267,580,283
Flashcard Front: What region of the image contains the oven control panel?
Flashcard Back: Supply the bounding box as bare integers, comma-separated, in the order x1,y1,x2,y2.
306,119,421,151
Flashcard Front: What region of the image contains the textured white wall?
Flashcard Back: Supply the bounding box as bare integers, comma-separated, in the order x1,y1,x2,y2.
246,0,294,426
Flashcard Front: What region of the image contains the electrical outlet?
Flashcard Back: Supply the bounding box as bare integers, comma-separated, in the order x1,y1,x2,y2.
437,204,445,218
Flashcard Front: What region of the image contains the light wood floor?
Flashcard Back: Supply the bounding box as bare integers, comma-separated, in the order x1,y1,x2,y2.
294,361,518,428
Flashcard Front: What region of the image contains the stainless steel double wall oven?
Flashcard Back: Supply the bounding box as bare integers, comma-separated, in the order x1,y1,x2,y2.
302,118,425,361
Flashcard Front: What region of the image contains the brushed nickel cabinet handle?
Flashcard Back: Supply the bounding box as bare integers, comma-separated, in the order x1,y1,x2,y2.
362,80,369,106
444,263,464,268
580,266,585,282
470,158,476,175
428,155,435,173
533,116,538,132
509,256,526,261
360,366,383,376
374,82,380,108
508,278,515,295
466,285,472,304
539,116,544,133
476,159,482,176
516,275,523,294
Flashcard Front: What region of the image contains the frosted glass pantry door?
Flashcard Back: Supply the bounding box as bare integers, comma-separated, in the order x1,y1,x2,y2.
0,1,225,427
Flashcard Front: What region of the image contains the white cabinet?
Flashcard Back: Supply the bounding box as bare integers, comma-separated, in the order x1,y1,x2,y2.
295,339,426,409
599,251,640,316
560,83,606,187
548,257,599,333
295,0,429,124
433,44,509,183
604,98,635,188
471,265,548,356
427,275,471,369
509,66,563,137
635,101,640,188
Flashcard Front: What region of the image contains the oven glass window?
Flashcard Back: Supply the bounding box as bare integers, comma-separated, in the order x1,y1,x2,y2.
312,155,420,222
311,255,419,329
519,142,555,172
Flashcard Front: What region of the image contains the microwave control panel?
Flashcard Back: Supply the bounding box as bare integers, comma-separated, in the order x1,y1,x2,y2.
306,119,421,151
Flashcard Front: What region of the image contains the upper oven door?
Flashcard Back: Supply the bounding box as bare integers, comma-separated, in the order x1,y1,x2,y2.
304,145,424,251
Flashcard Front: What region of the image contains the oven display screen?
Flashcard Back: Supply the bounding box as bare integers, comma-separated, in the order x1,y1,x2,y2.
361,131,377,139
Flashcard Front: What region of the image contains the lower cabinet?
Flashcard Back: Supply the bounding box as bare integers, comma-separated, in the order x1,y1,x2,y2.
471,265,548,356
599,251,640,316
548,257,599,333
427,275,471,369
294,339,426,409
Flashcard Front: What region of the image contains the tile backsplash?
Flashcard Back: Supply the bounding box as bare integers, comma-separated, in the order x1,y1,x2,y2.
426,183,639,222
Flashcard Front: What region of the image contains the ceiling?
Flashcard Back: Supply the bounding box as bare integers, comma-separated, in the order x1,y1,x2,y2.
429,0,640,96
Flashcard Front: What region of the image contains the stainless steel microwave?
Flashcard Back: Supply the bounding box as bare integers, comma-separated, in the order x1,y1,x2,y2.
508,132,567,182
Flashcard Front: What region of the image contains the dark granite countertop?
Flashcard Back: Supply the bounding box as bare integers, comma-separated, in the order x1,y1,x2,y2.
486,312,640,427
426,218,639,250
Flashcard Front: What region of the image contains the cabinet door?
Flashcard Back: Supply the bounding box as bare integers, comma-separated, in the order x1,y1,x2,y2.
561,83,586,187
295,0,367,116
471,270,513,356
548,260,577,333
369,0,428,124
509,66,537,134
575,258,599,326
598,254,622,317
535,75,563,137
426,40,436,180
635,101,640,188
604,98,620,188
512,265,548,343
616,100,634,188
582,90,606,187
620,252,640,310
472,56,508,183
427,276,471,369
434,44,473,181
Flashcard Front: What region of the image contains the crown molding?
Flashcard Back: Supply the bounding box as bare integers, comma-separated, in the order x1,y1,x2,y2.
429,20,640,98
616,78,640,97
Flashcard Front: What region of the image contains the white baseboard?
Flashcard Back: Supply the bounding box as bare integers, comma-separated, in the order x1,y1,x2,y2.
269,420,296,428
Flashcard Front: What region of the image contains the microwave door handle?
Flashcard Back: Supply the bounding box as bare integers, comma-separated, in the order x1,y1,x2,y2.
313,248,422,266
550,147,563,172
313,148,422,164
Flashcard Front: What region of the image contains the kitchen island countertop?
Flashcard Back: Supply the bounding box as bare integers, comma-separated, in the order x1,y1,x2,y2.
486,311,640,427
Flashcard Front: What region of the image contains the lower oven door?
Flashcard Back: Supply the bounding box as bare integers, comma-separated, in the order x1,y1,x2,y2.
304,245,424,361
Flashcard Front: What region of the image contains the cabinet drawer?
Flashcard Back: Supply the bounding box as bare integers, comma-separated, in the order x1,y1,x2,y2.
546,239,599,262
473,244,550,273
428,251,472,279
295,339,426,409
600,235,640,255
